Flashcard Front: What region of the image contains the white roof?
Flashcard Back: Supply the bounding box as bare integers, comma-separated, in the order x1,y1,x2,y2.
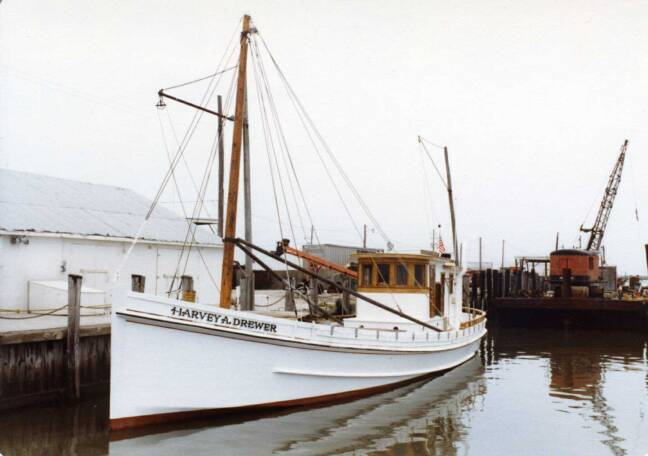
0,168,220,246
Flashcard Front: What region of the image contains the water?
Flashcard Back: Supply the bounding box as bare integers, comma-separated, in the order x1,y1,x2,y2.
1,327,647,455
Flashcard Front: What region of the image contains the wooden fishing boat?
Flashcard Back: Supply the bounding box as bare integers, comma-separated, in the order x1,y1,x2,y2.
110,15,486,431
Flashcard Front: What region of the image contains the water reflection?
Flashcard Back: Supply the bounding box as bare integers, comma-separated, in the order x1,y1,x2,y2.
1,327,647,455
111,357,485,456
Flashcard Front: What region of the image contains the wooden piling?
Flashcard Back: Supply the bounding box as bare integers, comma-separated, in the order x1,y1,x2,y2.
478,270,486,307
471,273,478,308
562,268,572,298
131,274,145,292
67,274,82,401
504,268,510,297
485,269,493,308
493,270,501,298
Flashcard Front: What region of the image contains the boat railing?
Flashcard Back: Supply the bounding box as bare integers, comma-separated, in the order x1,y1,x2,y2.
306,318,485,345
460,307,487,329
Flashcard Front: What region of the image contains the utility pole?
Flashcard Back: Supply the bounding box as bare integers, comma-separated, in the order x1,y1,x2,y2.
242,89,254,311
219,15,251,308
443,147,458,263
363,224,367,249
217,95,225,238
501,240,505,269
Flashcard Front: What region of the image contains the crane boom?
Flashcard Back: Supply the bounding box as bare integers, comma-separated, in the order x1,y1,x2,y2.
275,240,358,279
581,139,628,251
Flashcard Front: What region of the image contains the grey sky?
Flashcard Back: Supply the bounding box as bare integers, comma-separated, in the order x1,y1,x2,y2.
1,1,646,274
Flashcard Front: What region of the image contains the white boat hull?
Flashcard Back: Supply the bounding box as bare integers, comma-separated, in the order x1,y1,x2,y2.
110,292,486,430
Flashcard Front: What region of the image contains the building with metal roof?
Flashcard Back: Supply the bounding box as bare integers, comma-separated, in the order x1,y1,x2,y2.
0,169,222,311
0,168,219,245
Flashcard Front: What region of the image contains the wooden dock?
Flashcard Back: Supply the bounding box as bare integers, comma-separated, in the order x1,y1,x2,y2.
490,297,648,329
0,313,111,410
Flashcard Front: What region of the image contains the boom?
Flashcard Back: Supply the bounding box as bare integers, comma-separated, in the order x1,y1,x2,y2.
275,239,358,279
581,140,628,251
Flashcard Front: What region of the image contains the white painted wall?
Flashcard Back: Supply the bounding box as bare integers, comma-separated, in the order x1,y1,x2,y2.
354,292,430,324
0,235,222,311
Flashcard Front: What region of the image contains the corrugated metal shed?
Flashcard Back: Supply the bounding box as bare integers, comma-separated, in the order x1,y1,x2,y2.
0,168,220,245
303,243,382,267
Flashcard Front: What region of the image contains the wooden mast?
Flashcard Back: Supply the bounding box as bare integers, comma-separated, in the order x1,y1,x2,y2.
217,95,225,238
220,15,251,308
443,146,459,266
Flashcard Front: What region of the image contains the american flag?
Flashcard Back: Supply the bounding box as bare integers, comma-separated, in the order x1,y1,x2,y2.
438,236,446,253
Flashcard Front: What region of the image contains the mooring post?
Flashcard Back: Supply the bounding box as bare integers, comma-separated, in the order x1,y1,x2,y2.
67,274,82,401
131,274,145,293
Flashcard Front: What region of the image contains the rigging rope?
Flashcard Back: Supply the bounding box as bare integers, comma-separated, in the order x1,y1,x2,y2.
257,32,392,249
167,62,239,294
418,137,448,189
250,36,312,244
112,19,241,285
163,65,238,91
157,110,221,292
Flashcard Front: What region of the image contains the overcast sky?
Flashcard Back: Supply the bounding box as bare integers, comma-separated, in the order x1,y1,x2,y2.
1,1,646,274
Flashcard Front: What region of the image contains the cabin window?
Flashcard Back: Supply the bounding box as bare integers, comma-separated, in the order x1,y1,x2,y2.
376,264,391,286
396,264,408,286
361,264,373,287
414,264,425,287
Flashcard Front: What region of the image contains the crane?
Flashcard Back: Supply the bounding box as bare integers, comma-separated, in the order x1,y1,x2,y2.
580,139,628,252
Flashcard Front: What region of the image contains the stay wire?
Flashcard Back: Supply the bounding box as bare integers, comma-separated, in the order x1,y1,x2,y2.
255,34,362,244
249,34,299,283
163,65,238,91
168,62,238,294
146,19,241,220
250,36,311,244
418,138,448,189
258,33,389,248
157,110,221,292
249,38,298,247
113,19,240,284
